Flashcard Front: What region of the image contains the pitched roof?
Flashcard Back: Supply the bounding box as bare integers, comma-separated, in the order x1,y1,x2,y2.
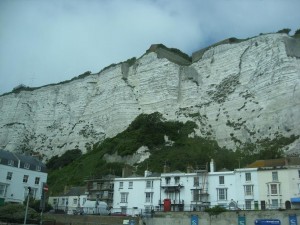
0,149,46,172
246,157,300,168
64,186,86,196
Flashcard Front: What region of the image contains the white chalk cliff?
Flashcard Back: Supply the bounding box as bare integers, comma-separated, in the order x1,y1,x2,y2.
0,33,300,159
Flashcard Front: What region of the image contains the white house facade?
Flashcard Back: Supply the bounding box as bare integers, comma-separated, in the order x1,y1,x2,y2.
0,149,47,204
234,168,259,210
48,186,87,214
112,171,161,216
256,166,300,210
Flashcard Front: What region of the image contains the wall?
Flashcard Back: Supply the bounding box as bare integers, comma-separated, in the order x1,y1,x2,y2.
144,210,300,225
48,210,300,225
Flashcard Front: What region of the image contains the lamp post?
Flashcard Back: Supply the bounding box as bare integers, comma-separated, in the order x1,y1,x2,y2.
24,187,31,225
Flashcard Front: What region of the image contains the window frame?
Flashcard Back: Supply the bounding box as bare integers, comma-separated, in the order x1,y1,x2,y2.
219,176,225,185
245,173,251,182
23,175,29,183
6,172,13,180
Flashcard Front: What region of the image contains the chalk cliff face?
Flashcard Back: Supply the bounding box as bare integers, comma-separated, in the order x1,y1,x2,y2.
1,33,300,159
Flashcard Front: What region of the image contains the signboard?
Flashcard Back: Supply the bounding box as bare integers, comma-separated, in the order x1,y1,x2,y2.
289,215,298,225
255,219,281,225
238,215,246,225
191,215,198,225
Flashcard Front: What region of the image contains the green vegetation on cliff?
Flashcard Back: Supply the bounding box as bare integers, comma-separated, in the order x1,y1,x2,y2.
47,112,298,195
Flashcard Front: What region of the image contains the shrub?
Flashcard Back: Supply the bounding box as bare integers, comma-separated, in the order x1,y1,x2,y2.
277,28,291,34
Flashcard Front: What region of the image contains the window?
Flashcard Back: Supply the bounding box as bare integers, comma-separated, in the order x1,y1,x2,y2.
35,177,40,185
53,198,58,205
24,163,30,169
217,188,227,200
245,173,251,182
0,184,7,197
298,170,300,179
120,193,128,203
36,165,41,171
271,199,279,209
219,176,224,185
165,177,170,184
146,180,153,188
194,177,199,187
175,177,180,184
23,175,29,183
6,172,12,180
272,172,278,181
119,182,123,189
244,185,253,196
8,160,14,166
193,189,200,201
270,184,278,195
73,198,78,205
145,192,153,203
62,198,65,205
129,182,133,189
245,200,252,210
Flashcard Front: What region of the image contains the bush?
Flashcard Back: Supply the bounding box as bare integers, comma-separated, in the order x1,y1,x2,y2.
294,29,300,36
0,203,39,222
277,28,291,34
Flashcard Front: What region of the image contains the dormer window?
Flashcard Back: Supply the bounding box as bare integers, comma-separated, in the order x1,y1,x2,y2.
36,165,41,171
8,160,14,166
24,163,30,169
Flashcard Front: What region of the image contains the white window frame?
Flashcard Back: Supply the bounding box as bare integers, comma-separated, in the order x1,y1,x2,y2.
6,172,13,180
119,182,123,189
8,160,14,166
120,192,128,203
24,163,30,169
272,172,278,181
0,184,7,197
146,180,153,188
145,192,153,203
219,176,224,185
244,185,253,196
129,181,133,189
245,173,251,182
245,200,252,210
35,177,40,185
271,199,279,209
270,184,278,195
23,175,29,183
217,188,227,201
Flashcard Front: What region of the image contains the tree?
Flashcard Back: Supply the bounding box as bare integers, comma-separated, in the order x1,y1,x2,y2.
294,29,300,36
277,28,291,34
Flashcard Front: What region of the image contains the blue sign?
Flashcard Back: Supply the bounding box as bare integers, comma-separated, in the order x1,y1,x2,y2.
238,215,246,225
255,219,281,225
289,215,298,225
191,215,198,225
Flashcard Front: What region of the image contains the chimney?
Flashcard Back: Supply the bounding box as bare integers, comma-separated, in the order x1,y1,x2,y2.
210,159,215,172
187,165,193,173
144,170,152,177
122,165,133,178
163,164,170,173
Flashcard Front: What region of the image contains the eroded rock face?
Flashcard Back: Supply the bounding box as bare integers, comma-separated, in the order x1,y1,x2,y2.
0,33,299,159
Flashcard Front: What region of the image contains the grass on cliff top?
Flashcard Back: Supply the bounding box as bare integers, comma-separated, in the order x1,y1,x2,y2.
46,112,298,195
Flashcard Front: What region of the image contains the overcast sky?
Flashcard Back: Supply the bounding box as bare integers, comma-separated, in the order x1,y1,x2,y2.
0,0,299,95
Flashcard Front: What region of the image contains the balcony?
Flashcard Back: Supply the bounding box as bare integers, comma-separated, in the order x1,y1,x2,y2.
161,182,184,192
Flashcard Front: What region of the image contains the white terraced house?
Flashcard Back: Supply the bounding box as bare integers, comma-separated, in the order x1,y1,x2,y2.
0,149,47,205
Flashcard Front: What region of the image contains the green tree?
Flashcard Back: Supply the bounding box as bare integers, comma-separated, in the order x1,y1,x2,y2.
277,28,291,34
